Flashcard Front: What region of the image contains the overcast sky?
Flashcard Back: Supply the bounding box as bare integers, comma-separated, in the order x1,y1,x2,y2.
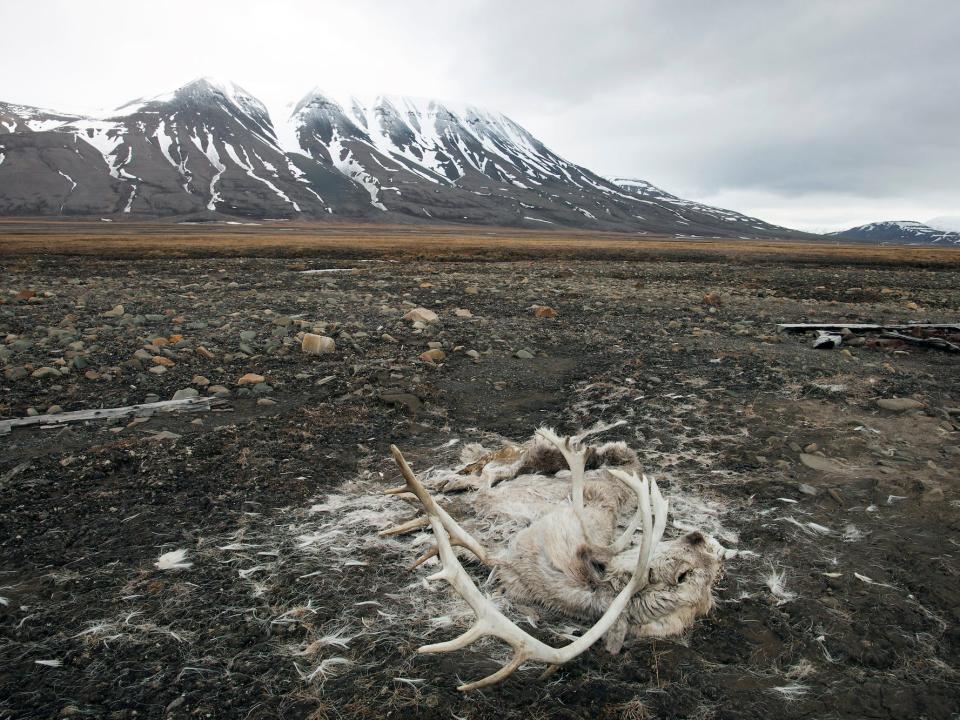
4,0,957,232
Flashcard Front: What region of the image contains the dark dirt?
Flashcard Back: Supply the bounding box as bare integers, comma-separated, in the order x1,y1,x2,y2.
1,250,958,719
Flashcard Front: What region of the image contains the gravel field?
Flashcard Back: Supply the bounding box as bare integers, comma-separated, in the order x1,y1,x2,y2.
1,241,958,719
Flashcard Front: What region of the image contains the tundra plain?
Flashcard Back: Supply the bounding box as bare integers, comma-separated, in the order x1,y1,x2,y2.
1,224,959,719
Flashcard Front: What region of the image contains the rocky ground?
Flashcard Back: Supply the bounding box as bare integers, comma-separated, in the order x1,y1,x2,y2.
1,250,958,719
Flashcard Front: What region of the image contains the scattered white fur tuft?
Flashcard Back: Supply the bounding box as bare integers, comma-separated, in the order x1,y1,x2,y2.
764,565,797,605
304,625,355,651
155,549,193,571
842,524,866,542
34,659,62,667
781,516,832,536
771,682,809,699
295,656,353,683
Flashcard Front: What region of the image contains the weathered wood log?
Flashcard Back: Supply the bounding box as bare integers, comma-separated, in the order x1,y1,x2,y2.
881,332,960,352
0,396,222,435
778,322,960,333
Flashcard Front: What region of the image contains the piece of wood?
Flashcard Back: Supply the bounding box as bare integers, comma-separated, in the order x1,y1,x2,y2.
778,322,960,333
0,396,221,435
881,332,960,352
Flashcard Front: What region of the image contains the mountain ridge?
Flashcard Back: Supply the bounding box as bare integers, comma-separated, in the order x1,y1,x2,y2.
830,220,960,246
0,77,806,237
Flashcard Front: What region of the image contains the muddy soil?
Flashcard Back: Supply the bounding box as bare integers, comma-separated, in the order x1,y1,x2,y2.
1,253,958,719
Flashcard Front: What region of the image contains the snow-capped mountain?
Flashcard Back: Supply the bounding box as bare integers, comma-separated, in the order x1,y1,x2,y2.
0,77,805,237
830,220,960,245
280,91,803,235
0,79,367,218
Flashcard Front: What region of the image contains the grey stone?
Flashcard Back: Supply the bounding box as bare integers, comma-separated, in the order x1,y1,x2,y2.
799,453,845,473
4,366,28,381
876,398,924,412
380,392,423,413
31,366,61,379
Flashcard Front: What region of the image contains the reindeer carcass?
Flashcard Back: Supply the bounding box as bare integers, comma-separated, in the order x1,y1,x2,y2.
382,427,735,690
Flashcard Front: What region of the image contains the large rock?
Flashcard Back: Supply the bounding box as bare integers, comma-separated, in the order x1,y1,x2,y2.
302,333,336,355
403,308,439,324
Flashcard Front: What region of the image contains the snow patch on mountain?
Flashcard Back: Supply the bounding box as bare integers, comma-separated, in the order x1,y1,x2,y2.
190,132,225,211
224,141,300,211
325,127,386,210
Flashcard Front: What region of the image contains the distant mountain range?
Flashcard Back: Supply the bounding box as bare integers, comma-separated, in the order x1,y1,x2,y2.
830,220,960,246
0,77,807,238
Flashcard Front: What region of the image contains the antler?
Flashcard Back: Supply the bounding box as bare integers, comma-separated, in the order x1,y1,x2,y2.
535,427,589,514
537,426,651,554
390,443,668,691
607,467,663,554
379,480,491,569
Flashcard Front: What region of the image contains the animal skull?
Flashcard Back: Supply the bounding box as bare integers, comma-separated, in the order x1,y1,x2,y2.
382,426,733,690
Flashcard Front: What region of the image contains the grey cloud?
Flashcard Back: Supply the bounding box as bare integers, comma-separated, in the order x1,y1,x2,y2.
451,1,959,214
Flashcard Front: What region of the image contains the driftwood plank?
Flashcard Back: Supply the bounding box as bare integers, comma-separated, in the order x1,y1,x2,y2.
0,396,221,435
777,322,960,333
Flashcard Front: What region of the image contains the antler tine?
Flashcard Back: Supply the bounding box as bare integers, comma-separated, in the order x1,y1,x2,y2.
379,515,431,537
571,419,627,444
390,444,671,692
606,468,648,554
636,474,668,584
601,470,669,592
389,446,490,565
535,427,588,515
